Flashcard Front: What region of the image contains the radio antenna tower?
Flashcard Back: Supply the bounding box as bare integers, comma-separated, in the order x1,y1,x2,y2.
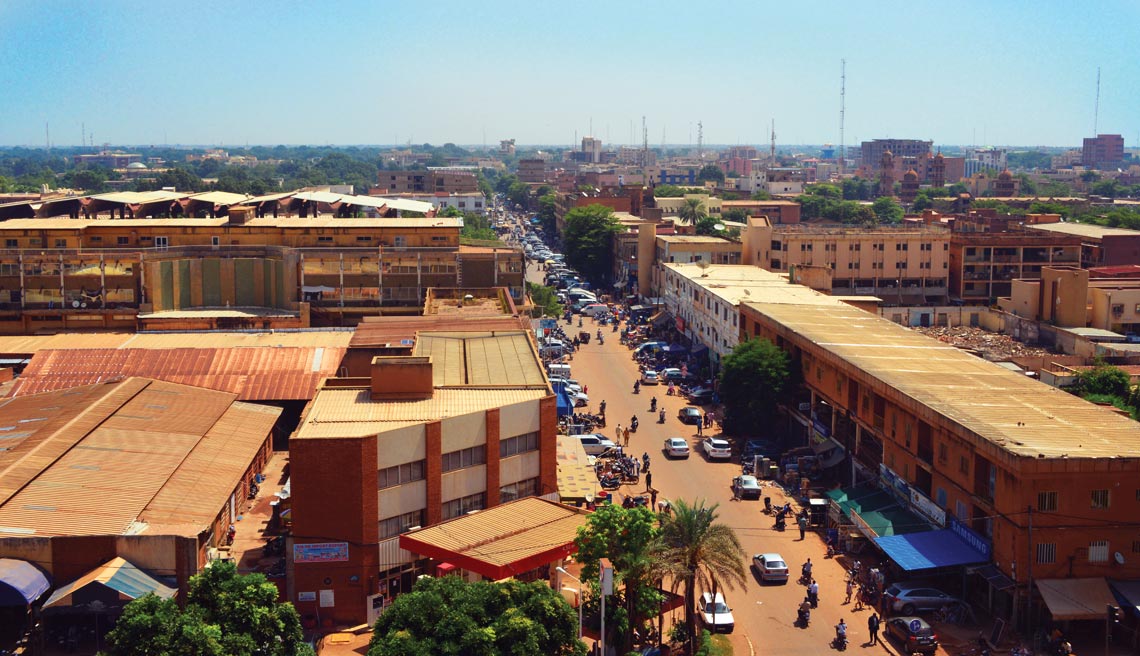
1093,66,1101,135
770,120,776,161
697,121,703,159
642,116,648,166
839,59,846,175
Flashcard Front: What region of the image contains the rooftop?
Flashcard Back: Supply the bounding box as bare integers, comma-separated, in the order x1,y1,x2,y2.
0,215,463,230
10,346,345,401
0,378,279,537
413,331,547,387
744,299,1140,459
664,263,839,307
0,331,353,355
349,315,529,349
656,235,737,244
1028,222,1140,240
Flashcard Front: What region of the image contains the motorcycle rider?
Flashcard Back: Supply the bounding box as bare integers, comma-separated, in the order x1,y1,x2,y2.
835,619,847,649
798,597,812,626
650,396,657,412
658,408,666,423
630,415,639,431
634,380,641,394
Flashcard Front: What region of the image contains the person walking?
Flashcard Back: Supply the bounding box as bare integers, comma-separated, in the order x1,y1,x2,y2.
615,424,622,444
623,427,630,447
845,578,855,604
645,470,652,492
696,420,703,437
868,613,880,645
797,513,808,540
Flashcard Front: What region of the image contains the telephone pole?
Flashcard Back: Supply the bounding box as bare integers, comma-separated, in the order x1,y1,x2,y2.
839,59,846,175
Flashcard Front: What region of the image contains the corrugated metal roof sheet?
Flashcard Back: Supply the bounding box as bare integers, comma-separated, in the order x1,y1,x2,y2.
9,347,346,401
747,300,1140,459
295,387,546,439
0,331,352,355
349,316,529,348
0,378,278,537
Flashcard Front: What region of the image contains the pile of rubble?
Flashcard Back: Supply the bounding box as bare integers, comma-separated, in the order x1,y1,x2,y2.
914,325,1051,361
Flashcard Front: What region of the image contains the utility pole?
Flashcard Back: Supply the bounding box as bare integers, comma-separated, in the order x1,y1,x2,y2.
770,120,776,162
1026,505,1034,640
1093,66,1101,135
697,121,703,160
642,116,648,168
839,59,846,175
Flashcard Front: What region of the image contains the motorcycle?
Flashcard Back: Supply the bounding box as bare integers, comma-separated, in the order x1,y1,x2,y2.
633,381,641,394
832,632,847,651
796,606,811,628
650,397,658,412
774,516,786,532
630,416,639,432
599,474,622,490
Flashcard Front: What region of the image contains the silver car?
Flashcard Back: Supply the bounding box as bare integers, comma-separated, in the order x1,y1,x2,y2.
883,584,960,615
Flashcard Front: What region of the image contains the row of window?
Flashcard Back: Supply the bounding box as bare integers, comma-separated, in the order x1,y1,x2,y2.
1036,539,1131,564
378,434,540,490
379,478,542,539
1036,489,1119,511
442,445,486,473
500,432,539,458
787,242,948,252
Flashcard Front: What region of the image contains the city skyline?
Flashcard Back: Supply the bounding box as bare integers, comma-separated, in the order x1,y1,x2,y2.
2,0,1138,148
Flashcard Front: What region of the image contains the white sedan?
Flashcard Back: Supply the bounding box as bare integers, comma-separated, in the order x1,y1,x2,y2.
663,437,690,459
702,437,732,460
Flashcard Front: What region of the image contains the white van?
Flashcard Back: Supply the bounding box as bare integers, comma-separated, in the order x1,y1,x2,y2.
580,303,610,318
547,363,571,379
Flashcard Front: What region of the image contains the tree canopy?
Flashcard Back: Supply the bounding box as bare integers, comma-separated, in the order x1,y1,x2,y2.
367,575,585,656
527,282,562,318
655,185,708,198
104,561,313,656
561,204,620,286
718,338,791,436
696,164,725,184
872,196,904,224
677,197,707,226
694,216,722,236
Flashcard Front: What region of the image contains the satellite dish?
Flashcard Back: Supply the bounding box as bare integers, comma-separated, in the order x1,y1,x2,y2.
1115,551,1126,565
713,223,726,231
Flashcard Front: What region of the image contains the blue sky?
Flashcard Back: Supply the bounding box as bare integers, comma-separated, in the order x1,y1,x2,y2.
1,0,1137,148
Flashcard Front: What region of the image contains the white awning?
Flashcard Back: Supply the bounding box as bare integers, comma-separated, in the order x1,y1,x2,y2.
1036,578,1116,621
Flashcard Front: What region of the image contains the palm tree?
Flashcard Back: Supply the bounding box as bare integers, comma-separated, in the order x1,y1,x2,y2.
677,197,707,226
654,499,745,654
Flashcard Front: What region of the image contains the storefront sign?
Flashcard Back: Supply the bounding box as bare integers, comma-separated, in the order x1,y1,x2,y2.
293,542,350,564
909,489,947,527
319,589,335,608
812,416,831,438
849,508,876,540
948,515,992,561
878,464,910,505
297,591,316,602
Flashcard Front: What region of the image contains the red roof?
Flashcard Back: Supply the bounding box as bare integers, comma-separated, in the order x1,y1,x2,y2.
9,347,346,401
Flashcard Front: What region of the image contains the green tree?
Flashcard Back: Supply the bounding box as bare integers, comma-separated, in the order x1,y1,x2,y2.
527,282,562,318
841,178,872,200
1076,363,1131,397
807,183,842,200
1040,181,1072,197
1081,170,1101,183
1028,202,1068,216
368,576,585,656
1017,174,1038,196
721,208,752,223
718,338,790,436
574,504,663,655
872,196,904,224
695,216,722,236
911,191,933,211
947,182,969,196
696,164,725,184
1092,179,1122,198
654,500,745,656
677,197,708,226
562,204,620,285
105,562,312,656
537,192,558,234
656,185,708,198
749,190,772,200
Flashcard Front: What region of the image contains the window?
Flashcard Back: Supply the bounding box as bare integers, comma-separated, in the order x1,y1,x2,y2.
500,431,539,458
154,236,169,249
959,455,969,476
937,443,948,463
379,509,425,539
1037,491,1058,511
1036,542,1056,564
442,445,486,473
117,236,130,245
54,239,67,248
1089,540,1109,563
317,236,333,243
955,500,969,522
356,236,373,242
378,460,425,489
442,492,486,519
500,478,539,503
1132,540,1140,554
211,236,220,246
1091,489,1110,509
936,487,947,508
394,236,407,247
4,239,17,248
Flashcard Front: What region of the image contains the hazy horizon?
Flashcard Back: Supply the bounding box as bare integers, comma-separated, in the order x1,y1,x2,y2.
2,0,1138,148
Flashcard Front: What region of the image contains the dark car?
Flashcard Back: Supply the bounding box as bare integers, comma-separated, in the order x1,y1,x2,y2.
884,616,939,655
678,407,702,425
687,387,714,405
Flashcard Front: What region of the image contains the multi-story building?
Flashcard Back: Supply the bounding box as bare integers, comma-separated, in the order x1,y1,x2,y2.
949,212,1082,304
999,265,1140,335
1027,221,1140,269
654,194,722,218
384,192,487,215
657,167,699,185
499,139,516,157
764,168,806,195
742,217,950,304
740,291,1140,623
720,199,801,224
0,211,523,332
288,330,558,625
380,170,479,194
1082,134,1126,169
518,159,548,183
860,139,932,170
73,150,142,169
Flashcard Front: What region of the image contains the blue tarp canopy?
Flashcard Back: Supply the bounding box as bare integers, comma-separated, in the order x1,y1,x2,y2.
665,343,688,354
874,529,989,571
556,391,574,417
0,558,50,606
43,557,175,609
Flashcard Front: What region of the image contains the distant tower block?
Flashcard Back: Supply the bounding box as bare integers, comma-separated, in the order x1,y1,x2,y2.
878,150,895,197
900,169,920,204
931,152,946,189
995,169,1016,197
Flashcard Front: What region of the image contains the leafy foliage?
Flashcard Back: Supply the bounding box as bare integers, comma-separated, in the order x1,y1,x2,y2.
105,562,312,656
1075,363,1131,397
696,164,725,184
718,338,791,436
367,576,585,656
537,192,558,234
872,196,904,224
562,204,620,286
677,197,707,226
655,185,708,198
527,282,563,318
694,216,722,236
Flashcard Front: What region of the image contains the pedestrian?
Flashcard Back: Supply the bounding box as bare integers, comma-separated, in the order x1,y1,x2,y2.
797,513,808,540
808,579,819,607
696,421,702,437
645,470,652,492
845,578,855,604
616,425,622,443
624,427,630,446
633,458,640,477
868,613,880,645
650,488,658,509
599,400,606,418
584,384,588,395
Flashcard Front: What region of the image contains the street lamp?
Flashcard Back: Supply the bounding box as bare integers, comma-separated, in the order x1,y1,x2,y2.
555,567,583,640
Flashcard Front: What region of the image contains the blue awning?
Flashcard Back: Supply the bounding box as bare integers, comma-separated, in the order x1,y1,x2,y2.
556,391,574,416
0,558,51,606
874,529,989,571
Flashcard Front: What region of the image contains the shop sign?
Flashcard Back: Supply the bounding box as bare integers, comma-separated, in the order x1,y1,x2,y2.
849,508,876,540
297,591,316,602
293,541,350,563
908,489,946,527
878,464,910,505
812,416,830,438
947,515,992,561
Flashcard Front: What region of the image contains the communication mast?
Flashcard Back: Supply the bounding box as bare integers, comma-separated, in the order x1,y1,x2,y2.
642,116,648,167
770,120,776,161
839,59,846,175
697,121,703,160
1094,66,1101,135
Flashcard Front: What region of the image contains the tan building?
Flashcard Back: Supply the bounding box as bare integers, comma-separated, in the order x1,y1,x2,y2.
288,330,559,625
653,194,723,218
649,235,742,297
379,170,479,194
1027,222,1140,269
720,199,802,224
742,217,950,304
949,213,1082,303
1000,266,1140,334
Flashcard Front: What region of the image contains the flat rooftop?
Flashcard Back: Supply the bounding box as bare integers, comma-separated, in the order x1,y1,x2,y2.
656,235,737,244
0,378,280,537
664,263,839,307
0,331,354,355
0,216,463,230
1028,222,1140,240
414,331,547,387
745,299,1140,459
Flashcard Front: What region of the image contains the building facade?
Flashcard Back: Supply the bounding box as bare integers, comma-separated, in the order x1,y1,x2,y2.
1082,134,1126,169
379,170,479,194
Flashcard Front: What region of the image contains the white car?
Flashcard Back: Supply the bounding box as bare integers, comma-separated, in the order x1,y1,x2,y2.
698,591,734,633
572,434,617,456
548,377,581,393
641,370,660,385
702,438,732,460
663,437,690,459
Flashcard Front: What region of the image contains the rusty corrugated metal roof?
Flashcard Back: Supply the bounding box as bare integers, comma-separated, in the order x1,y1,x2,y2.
0,378,279,537
0,331,353,356
10,347,346,401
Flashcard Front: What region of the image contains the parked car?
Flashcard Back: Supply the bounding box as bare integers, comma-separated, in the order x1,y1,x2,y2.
572,434,617,456
548,377,581,393
663,437,691,458
641,370,660,385
883,585,960,615
697,592,734,633
657,367,684,382
678,407,702,425
750,553,789,583
702,437,732,460
731,475,762,499
884,617,939,655
687,387,714,405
